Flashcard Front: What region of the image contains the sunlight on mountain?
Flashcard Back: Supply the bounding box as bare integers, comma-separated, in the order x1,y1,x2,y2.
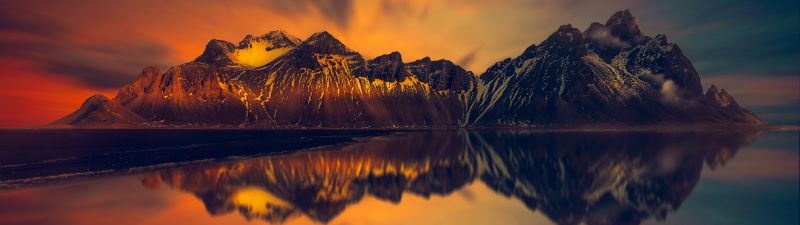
232,187,291,215
233,40,291,68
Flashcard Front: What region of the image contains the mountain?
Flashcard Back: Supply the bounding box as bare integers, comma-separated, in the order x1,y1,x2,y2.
52,10,761,128
464,10,760,126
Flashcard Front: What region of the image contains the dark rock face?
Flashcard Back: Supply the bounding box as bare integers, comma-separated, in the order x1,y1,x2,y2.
465,10,761,126
365,51,410,82
50,95,145,127
114,64,249,125
407,57,476,91
194,39,238,66
56,10,761,128
238,30,301,50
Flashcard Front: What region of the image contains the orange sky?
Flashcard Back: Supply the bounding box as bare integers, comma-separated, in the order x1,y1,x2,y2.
0,0,797,127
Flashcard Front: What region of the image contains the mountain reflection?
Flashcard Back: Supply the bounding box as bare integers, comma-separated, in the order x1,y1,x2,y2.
139,129,761,224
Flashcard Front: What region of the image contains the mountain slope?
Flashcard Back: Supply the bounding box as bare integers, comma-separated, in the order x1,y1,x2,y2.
50,95,145,127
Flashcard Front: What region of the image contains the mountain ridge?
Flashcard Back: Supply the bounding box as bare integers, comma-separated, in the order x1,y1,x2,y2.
52,10,762,128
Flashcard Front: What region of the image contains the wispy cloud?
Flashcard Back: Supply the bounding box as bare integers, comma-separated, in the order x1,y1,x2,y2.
0,3,171,88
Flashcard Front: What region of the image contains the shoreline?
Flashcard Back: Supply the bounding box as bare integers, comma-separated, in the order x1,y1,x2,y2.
7,123,797,132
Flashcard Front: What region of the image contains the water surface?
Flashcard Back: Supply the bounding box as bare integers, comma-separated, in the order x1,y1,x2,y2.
0,129,797,225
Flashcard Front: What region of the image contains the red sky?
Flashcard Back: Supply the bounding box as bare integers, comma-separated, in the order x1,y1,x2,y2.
0,0,797,127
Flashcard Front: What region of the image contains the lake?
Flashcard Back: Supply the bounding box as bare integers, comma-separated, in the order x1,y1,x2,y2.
0,128,797,225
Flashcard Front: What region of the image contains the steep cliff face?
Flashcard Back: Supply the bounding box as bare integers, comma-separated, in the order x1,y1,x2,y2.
55,10,761,128
114,64,249,126
465,10,761,126
407,57,476,91
364,51,410,82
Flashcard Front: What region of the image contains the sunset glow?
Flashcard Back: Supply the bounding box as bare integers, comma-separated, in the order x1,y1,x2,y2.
0,0,797,127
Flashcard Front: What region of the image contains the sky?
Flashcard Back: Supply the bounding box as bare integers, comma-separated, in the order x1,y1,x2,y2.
0,0,797,127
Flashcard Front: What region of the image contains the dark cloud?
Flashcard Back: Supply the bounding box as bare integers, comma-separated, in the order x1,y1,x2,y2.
0,5,68,36
456,47,481,69
587,26,630,48
0,3,170,89
749,104,800,126
264,0,355,31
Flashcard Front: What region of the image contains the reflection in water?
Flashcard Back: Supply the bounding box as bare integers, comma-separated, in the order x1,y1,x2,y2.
139,130,761,225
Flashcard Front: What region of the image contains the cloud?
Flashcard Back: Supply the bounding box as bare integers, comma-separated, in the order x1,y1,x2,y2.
456,47,481,69
0,3,170,89
638,69,685,105
588,25,631,48
660,80,681,104
264,0,355,31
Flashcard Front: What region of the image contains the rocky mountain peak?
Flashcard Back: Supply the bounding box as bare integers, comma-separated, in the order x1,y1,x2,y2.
194,30,302,67
194,39,237,66
239,30,301,49
543,25,584,46
537,24,587,56
407,57,475,91
606,9,643,43
705,85,736,108
365,51,410,82
299,31,351,55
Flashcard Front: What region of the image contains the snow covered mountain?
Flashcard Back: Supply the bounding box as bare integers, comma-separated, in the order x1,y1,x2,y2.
52,10,761,128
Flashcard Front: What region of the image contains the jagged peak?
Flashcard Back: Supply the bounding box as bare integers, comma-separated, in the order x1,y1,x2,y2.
606,9,636,27
720,88,730,96
306,31,338,43
540,24,584,48
264,29,296,39
298,31,352,54
417,56,432,63
705,84,738,108
605,9,643,42
557,24,578,32
194,39,237,65
239,30,301,48
706,84,719,94
372,51,403,61
409,56,457,67
654,34,668,42
365,51,409,82
263,30,301,44
206,39,235,47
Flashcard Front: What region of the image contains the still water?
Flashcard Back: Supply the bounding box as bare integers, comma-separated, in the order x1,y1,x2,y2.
0,129,797,225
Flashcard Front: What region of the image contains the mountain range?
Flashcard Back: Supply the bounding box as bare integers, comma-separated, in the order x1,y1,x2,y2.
52,10,761,128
